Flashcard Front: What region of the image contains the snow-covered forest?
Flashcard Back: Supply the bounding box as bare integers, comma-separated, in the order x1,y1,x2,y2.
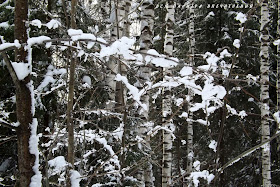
0,0,280,186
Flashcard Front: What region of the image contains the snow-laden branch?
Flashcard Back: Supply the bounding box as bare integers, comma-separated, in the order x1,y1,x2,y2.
115,74,148,111
215,131,280,178
0,32,179,65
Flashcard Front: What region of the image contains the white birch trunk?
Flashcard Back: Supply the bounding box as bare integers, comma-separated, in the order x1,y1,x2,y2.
136,0,155,186
106,0,127,110
185,1,195,185
260,1,271,187
162,1,175,186
115,0,130,111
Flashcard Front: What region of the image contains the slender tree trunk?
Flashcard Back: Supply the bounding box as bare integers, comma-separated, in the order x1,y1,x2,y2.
61,0,70,28
135,0,155,186
277,0,280,171
260,1,271,186
14,0,37,186
67,0,77,167
277,0,280,111
66,54,76,168
16,82,35,187
183,1,195,186
106,0,126,110
186,0,195,182
162,1,175,187
66,1,77,186
114,0,128,112
137,0,154,129
113,1,131,185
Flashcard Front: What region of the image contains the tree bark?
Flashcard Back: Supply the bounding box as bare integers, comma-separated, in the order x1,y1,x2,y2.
136,0,155,186
66,1,77,186
114,0,128,112
277,0,280,174
162,1,175,186
106,0,126,110
277,0,280,111
112,1,131,185
14,0,37,186
260,1,271,186
185,1,195,186
16,81,35,187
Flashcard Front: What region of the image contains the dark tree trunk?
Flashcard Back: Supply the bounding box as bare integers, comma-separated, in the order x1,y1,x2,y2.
16,81,35,187
15,0,28,62
66,1,77,186
14,0,36,186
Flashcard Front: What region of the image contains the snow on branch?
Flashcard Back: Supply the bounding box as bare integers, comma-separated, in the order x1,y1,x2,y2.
115,74,148,111
0,35,180,71
216,131,280,178
35,65,67,93
235,12,247,24
11,62,31,80
100,37,136,60
189,170,215,187
146,125,176,139
83,130,120,169
27,36,51,47
30,19,61,29
0,39,21,51
145,49,178,67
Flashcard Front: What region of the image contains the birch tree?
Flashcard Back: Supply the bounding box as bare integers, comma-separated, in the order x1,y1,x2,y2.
162,0,175,186
106,0,128,110
186,0,195,183
260,1,271,186
114,0,130,112
136,0,155,186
